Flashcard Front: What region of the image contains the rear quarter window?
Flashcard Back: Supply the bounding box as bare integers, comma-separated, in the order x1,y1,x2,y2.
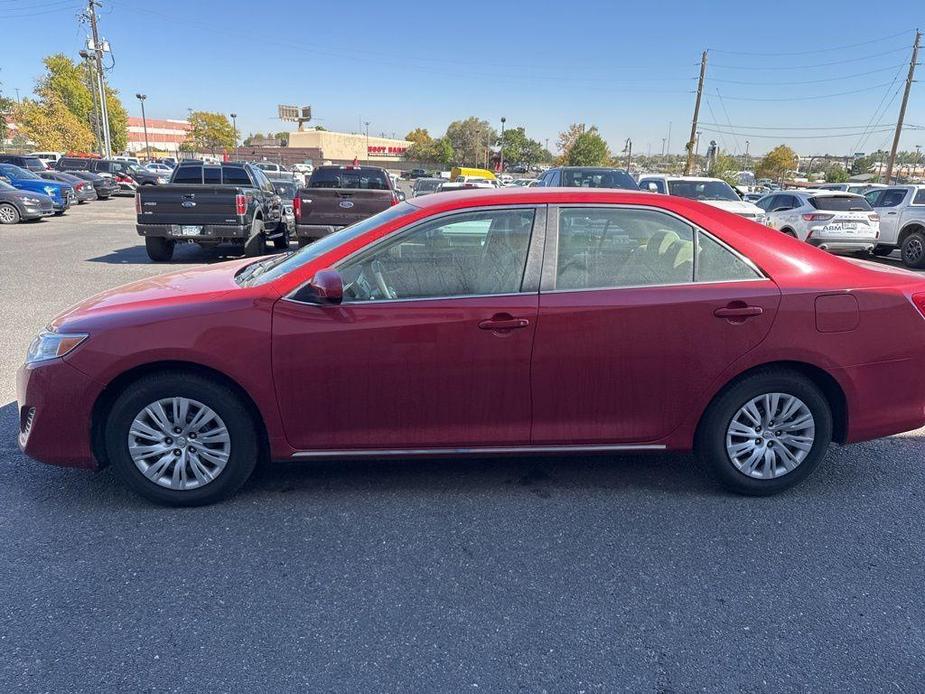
914,189,925,205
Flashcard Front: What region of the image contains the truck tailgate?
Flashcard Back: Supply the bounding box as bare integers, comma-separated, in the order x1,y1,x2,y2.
137,185,242,225
298,188,393,227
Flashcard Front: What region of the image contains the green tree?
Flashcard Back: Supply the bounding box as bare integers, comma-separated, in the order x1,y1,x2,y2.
405,128,431,146
566,127,610,166
13,95,94,151
273,131,290,146
445,117,496,166
824,165,849,183
501,126,546,167
404,135,454,165
556,123,586,163
756,145,798,183
850,154,876,176
188,111,236,155
708,153,739,186
105,86,128,152
0,93,13,143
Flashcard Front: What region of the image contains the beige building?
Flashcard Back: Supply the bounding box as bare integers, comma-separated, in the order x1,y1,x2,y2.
288,128,411,163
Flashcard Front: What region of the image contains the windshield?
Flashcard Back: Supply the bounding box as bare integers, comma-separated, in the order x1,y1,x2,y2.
238,203,417,286
668,180,739,201
414,179,442,192
1,165,39,180
809,195,872,211
560,169,638,190
309,168,390,190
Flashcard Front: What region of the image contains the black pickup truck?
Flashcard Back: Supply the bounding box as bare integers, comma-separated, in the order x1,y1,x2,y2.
294,165,398,246
135,160,284,261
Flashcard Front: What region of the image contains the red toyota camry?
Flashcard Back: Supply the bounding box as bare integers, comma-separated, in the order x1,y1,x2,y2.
17,188,925,505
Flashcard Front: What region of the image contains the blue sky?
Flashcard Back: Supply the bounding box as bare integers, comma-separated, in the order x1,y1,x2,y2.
1,0,923,157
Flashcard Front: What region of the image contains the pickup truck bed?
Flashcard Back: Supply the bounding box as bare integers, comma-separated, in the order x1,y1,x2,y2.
295,165,398,245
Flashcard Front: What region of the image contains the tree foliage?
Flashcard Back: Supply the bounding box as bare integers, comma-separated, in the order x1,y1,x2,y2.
188,111,236,154
445,117,496,166
556,123,587,162
565,126,610,166
404,128,431,146
707,153,739,186
756,145,798,182
0,93,13,143
501,126,547,167
824,165,849,183
13,95,94,151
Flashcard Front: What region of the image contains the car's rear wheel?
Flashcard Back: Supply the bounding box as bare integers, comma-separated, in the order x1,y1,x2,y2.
104,373,259,506
0,203,21,224
696,371,832,495
244,218,267,257
145,236,175,262
781,228,797,238
900,231,925,269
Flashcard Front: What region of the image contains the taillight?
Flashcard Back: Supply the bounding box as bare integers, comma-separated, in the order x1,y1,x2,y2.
390,191,399,206
802,213,834,222
75,183,84,191
293,196,301,221
135,192,141,214
235,193,246,216
912,293,925,320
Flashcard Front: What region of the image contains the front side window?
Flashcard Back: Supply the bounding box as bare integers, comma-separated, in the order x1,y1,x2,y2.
913,189,925,205
878,189,908,207
338,208,536,302
555,207,759,291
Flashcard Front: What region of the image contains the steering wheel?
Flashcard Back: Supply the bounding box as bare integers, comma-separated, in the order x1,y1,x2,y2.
370,260,396,300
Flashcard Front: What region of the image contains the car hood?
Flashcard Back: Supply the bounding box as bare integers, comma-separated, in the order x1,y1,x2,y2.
51,258,257,331
700,199,765,216
13,179,65,193
4,189,52,203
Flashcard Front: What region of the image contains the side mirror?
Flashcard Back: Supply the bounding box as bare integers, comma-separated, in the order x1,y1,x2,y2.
298,269,343,305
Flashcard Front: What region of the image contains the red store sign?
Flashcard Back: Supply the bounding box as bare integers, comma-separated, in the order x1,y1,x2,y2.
367,145,408,156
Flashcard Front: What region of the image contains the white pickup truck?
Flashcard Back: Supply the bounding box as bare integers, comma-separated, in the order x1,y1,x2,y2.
864,185,925,268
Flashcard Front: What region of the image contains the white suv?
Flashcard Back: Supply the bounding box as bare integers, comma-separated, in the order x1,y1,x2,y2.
863,185,925,267
756,190,879,254
637,175,767,222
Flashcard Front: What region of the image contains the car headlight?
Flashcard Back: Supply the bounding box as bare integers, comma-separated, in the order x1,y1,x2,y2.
157,177,169,184
22,196,42,205
26,330,88,364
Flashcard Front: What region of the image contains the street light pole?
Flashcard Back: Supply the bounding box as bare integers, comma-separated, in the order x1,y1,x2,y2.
135,93,150,162
499,117,506,173
230,113,237,156
745,140,750,170
364,121,370,165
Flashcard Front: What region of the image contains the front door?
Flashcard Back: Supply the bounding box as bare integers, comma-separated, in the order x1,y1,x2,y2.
272,206,543,451
868,187,909,246
531,205,781,444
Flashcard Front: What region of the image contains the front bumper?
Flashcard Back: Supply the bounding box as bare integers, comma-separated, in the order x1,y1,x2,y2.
16,359,100,469
136,223,249,241
21,203,55,220
51,197,72,212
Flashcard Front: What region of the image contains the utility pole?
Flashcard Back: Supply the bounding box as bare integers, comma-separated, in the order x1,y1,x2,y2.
230,113,238,154
364,121,370,164
745,140,750,170
79,50,103,156
86,0,111,157
499,117,506,172
685,50,708,175
885,30,920,183
624,138,632,170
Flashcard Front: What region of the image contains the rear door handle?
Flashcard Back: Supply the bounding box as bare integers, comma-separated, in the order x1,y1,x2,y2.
714,305,764,319
479,316,530,331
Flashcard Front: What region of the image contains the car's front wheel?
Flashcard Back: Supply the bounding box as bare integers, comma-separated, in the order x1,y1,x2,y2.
244,218,267,257
900,231,925,269
104,372,259,506
0,203,21,224
696,371,832,495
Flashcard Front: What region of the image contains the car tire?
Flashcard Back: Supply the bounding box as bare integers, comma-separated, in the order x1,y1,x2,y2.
781,228,797,238
696,370,833,496
145,236,175,262
244,218,267,257
104,372,259,506
0,203,21,224
53,210,65,216
272,226,290,250
872,245,894,257
900,231,925,269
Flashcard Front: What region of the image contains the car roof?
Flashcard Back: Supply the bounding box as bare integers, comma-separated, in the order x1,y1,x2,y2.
796,190,865,198
640,175,726,183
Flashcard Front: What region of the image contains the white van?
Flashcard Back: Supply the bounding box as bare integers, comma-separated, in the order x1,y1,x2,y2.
29,151,64,165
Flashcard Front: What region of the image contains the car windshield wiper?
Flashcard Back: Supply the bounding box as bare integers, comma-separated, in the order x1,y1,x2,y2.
237,252,295,286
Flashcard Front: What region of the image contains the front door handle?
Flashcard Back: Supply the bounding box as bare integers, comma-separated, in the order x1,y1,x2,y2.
714,305,764,319
479,315,530,331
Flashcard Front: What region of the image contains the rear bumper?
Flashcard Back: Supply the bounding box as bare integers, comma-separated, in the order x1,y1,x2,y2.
296,223,341,240
136,223,249,241
808,237,876,253
16,359,100,469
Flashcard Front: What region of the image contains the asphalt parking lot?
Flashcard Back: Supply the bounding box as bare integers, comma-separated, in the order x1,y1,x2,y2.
2,198,925,692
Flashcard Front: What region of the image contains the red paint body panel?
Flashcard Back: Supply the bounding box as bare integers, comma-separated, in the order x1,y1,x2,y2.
14,188,925,471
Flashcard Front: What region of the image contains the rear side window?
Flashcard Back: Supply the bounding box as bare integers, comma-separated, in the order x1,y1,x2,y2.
914,189,925,205
695,233,762,282
809,195,872,211
172,166,203,184
222,167,251,185
309,168,390,190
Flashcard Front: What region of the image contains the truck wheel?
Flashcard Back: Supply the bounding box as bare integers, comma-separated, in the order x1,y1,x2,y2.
244,218,267,257
901,231,925,269
146,236,175,262
0,203,21,224
272,226,290,250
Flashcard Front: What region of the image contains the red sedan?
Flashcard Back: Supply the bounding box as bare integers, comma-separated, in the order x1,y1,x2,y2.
17,188,925,505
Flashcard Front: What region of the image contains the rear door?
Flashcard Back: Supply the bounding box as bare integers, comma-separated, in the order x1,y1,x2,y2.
531,205,780,445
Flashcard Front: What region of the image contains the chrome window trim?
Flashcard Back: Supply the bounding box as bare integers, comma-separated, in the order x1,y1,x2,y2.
284,204,544,305
540,203,767,293
291,443,666,459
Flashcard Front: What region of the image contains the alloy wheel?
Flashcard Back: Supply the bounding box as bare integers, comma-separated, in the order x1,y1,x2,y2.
725,393,815,479
0,204,18,224
905,237,924,263
128,397,231,490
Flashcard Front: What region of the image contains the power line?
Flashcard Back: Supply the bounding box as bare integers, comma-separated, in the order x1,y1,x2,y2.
718,82,895,101
697,121,900,130
709,30,912,56
699,127,902,140
711,47,910,70
849,63,909,155
706,64,905,85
